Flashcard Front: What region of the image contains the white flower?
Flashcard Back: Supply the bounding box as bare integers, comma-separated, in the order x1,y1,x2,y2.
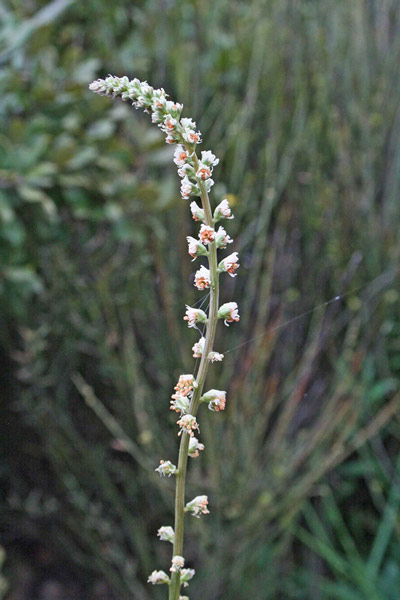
194,265,211,290
160,115,178,132
199,224,215,245
186,236,207,260
170,394,190,414
188,436,205,458
201,389,226,411
196,162,212,180
214,198,234,221
170,555,185,573
201,150,219,167
208,351,224,362
183,305,207,328
147,570,170,585
174,145,190,166
218,252,240,277
180,117,196,129
185,495,209,518
178,163,195,178
182,127,202,145
192,336,205,358
179,597,189,600
215,226,233,248
190,201,205,222
155,460,177,477
180,568,195,588
157,526,175,543
217,302,240,326
177,414,200,437
181,176,199,199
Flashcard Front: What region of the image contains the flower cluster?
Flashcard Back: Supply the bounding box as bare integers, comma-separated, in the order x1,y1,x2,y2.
177,414,200,437
170,374,196,413
90,75,240,599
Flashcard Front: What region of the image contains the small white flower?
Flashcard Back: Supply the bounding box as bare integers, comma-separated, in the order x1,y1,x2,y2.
147,570,170,585
157,526,175,543
177,414,200,437
170,555,185,573
180,176,199,199
201,389,226,411
208,351,224,362
186,236,207,260
178,163,195,178
215,226,233,248
180,117,196,129
174,145,190,166
188,436,205,458
170,394,190,414
155,460,177,477
199,224,215,245
182,127,202,145
189,201,205,222
183,305,207,328
196,162,212,181
201,150,219,167
218,252,240,277
214,198,234,221
160,115,178,132
180,568,195,588
194,265,211,290
192,336,205,358
217,302,240,326
185,495,209,518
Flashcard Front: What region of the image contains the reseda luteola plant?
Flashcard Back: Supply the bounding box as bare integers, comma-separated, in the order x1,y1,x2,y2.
89,75,240,600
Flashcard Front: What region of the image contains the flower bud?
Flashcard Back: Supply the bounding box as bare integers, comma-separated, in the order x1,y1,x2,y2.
147,570,170,585
155,460,177,477
217,302,240,326
157,526,175,543
185,495,209,518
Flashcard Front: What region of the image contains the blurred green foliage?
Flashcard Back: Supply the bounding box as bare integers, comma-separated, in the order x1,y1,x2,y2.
1,0,400,598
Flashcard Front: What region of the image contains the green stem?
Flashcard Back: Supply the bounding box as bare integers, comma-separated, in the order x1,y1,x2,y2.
169,152,220,600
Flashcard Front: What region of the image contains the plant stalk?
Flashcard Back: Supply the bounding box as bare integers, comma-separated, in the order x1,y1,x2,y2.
169,152,220,600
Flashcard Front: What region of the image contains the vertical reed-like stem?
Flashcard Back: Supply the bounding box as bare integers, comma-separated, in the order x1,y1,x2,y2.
169,153,219,600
